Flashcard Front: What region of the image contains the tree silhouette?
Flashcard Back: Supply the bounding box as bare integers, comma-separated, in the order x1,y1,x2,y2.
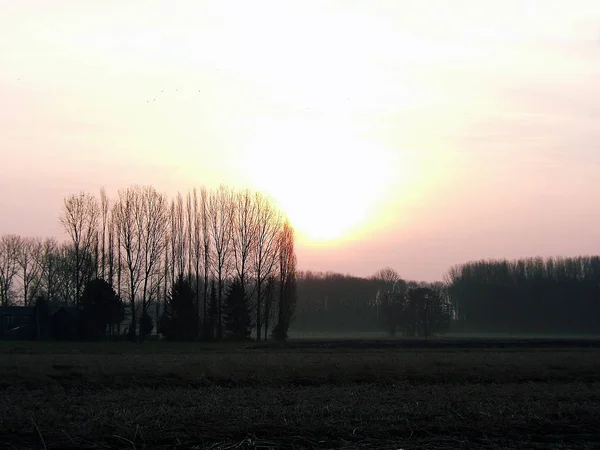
253,192,282,341
272,220,297,341
32,294,51,340
3,183,297,342
80,278,124,340
16,237,43,306
404,287,450,337
0,234,21,306
160,274,196,341
208,186,235,340
208,278,217,340
372,268,407,336
379,289,406,337
140,311,154,337
59,192,99,305
293,271,383,334
200,187,211,341
447,257,600,334
113,185,168,341
223,279,251,340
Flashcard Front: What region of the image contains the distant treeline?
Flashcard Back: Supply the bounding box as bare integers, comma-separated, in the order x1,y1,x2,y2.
293,270,451,337
294,271,381,332
447,257,600,334
293,257,600,336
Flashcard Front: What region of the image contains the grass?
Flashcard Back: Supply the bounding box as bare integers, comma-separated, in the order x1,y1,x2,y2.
1,339,600,449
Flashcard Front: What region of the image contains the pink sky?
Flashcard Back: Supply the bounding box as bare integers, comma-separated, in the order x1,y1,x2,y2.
1,1,600,282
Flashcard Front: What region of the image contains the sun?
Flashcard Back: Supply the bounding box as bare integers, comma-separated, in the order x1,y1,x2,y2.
241,117,395,244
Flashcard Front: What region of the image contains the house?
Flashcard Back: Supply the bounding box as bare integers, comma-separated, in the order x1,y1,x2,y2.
0,306,36,340
0,305,81,341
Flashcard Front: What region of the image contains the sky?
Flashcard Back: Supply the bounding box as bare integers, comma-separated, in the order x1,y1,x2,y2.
1,0,600,282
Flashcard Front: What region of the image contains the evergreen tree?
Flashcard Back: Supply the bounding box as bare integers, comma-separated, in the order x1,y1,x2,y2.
160,274,196,340
223,279,251,341
80,278,124,340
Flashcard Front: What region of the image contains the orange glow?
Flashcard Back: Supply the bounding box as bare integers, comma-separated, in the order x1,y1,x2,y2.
241,117,417,243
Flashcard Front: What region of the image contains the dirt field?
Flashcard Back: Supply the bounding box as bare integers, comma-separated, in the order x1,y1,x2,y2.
1,339,599,449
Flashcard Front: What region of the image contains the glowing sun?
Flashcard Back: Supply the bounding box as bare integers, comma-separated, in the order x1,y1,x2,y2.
242,117,395,243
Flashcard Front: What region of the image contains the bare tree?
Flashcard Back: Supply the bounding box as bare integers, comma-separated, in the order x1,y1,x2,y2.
371,267,406,334
174,193,187,279
113,185,168,341
93,230,99,279
54,242,77,306
37,238,60,304
273,220,297,340
371,267,404,320
163,232,169,315
0,234,21,306
252,192,283,341
208,185,234,340
200,187,211,338
100,187,110,280
231,188,259,306
191,188,203,338
139,186,169,340
115,209,122,299
186,191,194,285
169,199,177,286
16,237,43,305
113,187,143,340
59,192,99,304
107,214,115,287
373,267,401,289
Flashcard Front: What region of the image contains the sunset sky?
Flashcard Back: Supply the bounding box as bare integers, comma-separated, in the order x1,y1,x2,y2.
1,1,600,282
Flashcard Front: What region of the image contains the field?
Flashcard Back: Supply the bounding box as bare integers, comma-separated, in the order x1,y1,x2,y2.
1,339,600,449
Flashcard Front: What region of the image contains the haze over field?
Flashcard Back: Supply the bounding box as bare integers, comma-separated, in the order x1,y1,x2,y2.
2,0,600,281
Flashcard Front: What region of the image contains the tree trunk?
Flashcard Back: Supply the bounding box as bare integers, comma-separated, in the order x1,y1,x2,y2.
128,267,136,342
217,277,223,340
264,282,270,341
156,281,160,337
256,279,262,341
203,267,208,340
195,270,200,339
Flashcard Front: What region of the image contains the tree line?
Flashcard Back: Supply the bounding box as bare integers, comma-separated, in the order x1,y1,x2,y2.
293,269,452,338
0,184,297,342
293,257,600,337
3,188,600,338
446,257,600,334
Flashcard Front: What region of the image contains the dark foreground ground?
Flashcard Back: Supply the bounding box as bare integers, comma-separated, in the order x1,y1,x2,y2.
1,338,600,449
